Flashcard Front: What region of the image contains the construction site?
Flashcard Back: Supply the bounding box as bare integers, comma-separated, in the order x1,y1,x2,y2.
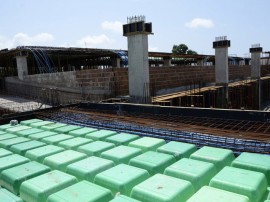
0,16,269,202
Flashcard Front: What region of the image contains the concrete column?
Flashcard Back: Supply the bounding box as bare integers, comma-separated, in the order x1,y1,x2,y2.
112,57,121,68
127,34,150,103
213,37,230,85
163,57,172,66
16,56,28,80
250,45,262,79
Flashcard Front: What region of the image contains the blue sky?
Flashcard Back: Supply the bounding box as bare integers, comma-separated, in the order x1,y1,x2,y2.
0,0,269,56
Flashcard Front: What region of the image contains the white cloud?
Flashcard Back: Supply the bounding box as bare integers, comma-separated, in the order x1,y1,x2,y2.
0,33,54,49
76,34,114,48
185,18,214,28
149,46,159,52
101,21,123,33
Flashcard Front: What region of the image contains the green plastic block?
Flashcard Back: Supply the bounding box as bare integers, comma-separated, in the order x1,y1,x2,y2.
85,129,117,141
41,134,74,145
0,133,17,141
0,154,29,173
0,124,20,131
40,123,67,131
209,166,268,202
28,131,58,140
0,161,50,195
0,148,12,158
232,152,270,185
58,137,92,150
20,170,77,202
43,150,87,171
105,133,140,146
109,195,141,202
29,121,54,128
5,125,32,134
128,137,166,152
0,131,6,135
10,140,46,155
25,145,65,163
47,180,113,202
0,137,30,149
78,141,115,156
15,128,44,137
131,173,194,202
0,189,23,202
101,145,142,164
94,164,150,195
66,156,115,182
129,151,176,175
53,125,82,134
157,141,197,160
20,119,43,126
164,158,217,191
190,146,235,171
186,186,250,202
68,127,98,137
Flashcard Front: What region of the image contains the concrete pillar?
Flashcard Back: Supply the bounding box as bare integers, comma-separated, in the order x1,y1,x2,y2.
213,36,230,85
112,57,121,68
250,45,262,79
16,56,28,80
123,16,153,103
163,57,172,66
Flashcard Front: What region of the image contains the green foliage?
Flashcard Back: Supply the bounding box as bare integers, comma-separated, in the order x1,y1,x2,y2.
172,44,198,55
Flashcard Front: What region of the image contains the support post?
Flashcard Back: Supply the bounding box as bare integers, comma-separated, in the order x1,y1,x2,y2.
16,53,28,80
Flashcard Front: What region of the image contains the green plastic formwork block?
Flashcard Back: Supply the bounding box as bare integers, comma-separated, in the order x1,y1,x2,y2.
94,164,150,196
53,125,82,134
0,189,23,202
131,173,194,202
20,170,77,202
25,145,65,163
129,151,176,175
0,137,30,149
0,154,29,173
0,131,6,135
0,148,12,158
128,137,166,152
190,146,235,171
20,119,43,126
85,129,117,141
101,145,142,164
164,158,217,192
209,166,268,202
58,137,93,150
43,150,87,172
105,133,140,146
15,128,44,137
66,156,115,182
47,180,113,202
41,134,74,145
10,140,46,156
231,152,270,185
0,124,20,132
186,186,250,202
78,141,115,156
28,131,58,140
40,123,67,131
29,120,54,128
0,161,50,195
109,195,141,202
157,141,197,160
68,127,98,137
5,125,32,134
0,133,17,141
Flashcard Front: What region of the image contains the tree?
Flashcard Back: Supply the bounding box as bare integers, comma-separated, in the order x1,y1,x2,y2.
172,44,198,55
172,44,188,54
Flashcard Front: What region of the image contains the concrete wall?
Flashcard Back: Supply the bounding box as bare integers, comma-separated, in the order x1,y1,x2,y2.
5,65,270,104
